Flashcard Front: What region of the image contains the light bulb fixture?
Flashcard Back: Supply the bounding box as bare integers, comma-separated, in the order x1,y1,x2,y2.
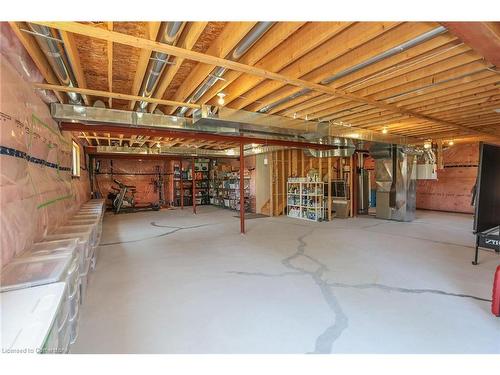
156,142,161,148
382,127,388,134
217,92,226,106
423,141,432,149
448,140,454,146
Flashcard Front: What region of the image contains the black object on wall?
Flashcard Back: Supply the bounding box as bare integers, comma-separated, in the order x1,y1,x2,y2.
473,142,500,233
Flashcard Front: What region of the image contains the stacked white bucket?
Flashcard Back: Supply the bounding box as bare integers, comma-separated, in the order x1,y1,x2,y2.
0,199,105,354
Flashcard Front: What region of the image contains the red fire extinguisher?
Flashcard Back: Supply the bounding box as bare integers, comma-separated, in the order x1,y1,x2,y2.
493,265,500,317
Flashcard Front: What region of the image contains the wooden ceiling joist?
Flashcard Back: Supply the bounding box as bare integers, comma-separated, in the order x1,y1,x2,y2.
59,30,90,105
33,83,201,109
31,21,498,139
442,22,500,67
165,21,257,115
128,22,161,110
148,21,208,113
8,22,65,103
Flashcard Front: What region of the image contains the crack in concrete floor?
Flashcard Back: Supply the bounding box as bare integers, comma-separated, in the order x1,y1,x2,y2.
100,222,218,246
327,282,492,302
229,228,349,354
227,226,493,353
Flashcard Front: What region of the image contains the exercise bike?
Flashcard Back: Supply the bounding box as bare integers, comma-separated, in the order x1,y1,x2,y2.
108,179,160,214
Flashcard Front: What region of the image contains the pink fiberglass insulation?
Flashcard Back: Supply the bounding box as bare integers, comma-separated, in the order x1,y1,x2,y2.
0,57,90,266
416,143,479,214
0,23,58,104
94,159,168,207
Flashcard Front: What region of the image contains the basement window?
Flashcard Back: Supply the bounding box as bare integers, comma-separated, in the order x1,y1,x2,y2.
72,140,81,177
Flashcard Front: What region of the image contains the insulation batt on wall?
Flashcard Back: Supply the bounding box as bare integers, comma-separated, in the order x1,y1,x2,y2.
416,143,479,214
94,159,169,207
0,58,90,266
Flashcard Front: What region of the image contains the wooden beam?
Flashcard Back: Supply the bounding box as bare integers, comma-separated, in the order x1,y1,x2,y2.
240,22,399,112
8,22,65,103
166,22,257,114
33,21,498,139
129,22,162,110
148,22,208,113
193,22,305,112
59,30,90,105
442,22,500,67
107,22,114,109
33,83,201,109
224,21,355,109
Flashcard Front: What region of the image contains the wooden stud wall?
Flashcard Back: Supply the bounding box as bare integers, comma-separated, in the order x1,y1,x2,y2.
267,150,354,218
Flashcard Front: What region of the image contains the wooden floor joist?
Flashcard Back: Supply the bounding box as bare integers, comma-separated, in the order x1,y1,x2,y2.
31,22,499,139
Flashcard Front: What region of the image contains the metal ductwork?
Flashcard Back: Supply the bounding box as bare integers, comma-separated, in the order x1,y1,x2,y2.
258,26,447,113
177,22,274,115
303,136,355,158
52,103,419,148
137,22,184,111
372,143,417,222
27,23,83,104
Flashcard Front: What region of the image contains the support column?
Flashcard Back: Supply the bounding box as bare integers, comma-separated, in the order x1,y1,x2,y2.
192,157,196,214
180,159,184,209
240,142,245,234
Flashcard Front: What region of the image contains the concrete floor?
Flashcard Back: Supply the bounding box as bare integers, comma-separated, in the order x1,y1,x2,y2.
71,206,500,354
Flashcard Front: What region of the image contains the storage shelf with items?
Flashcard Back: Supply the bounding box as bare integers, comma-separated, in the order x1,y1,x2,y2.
209,162,252,213
194,158,210,205
173,159,211,207
287,178,325,222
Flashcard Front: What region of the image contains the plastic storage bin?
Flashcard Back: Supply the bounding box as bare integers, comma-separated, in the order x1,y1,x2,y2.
69,306,80,345
66,217,102,243
1,254,74,293
45,232,92,262
1,282,66,353
54,224,98,248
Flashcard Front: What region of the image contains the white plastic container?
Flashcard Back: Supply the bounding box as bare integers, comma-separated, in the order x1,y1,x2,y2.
55,224,98,248
57,310,71,353
1,282,66,353
46,231,93,260
66,218,102,244
1,255,73,293
72,213,103,223
69,305,80,345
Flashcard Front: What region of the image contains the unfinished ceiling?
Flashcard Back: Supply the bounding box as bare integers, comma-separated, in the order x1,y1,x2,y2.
8,21,500,149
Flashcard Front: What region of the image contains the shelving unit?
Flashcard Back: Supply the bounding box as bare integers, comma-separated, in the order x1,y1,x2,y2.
194,159,210,205
173,159,210,207
210,169,252,213
287,179,325,222
173,162,192,207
